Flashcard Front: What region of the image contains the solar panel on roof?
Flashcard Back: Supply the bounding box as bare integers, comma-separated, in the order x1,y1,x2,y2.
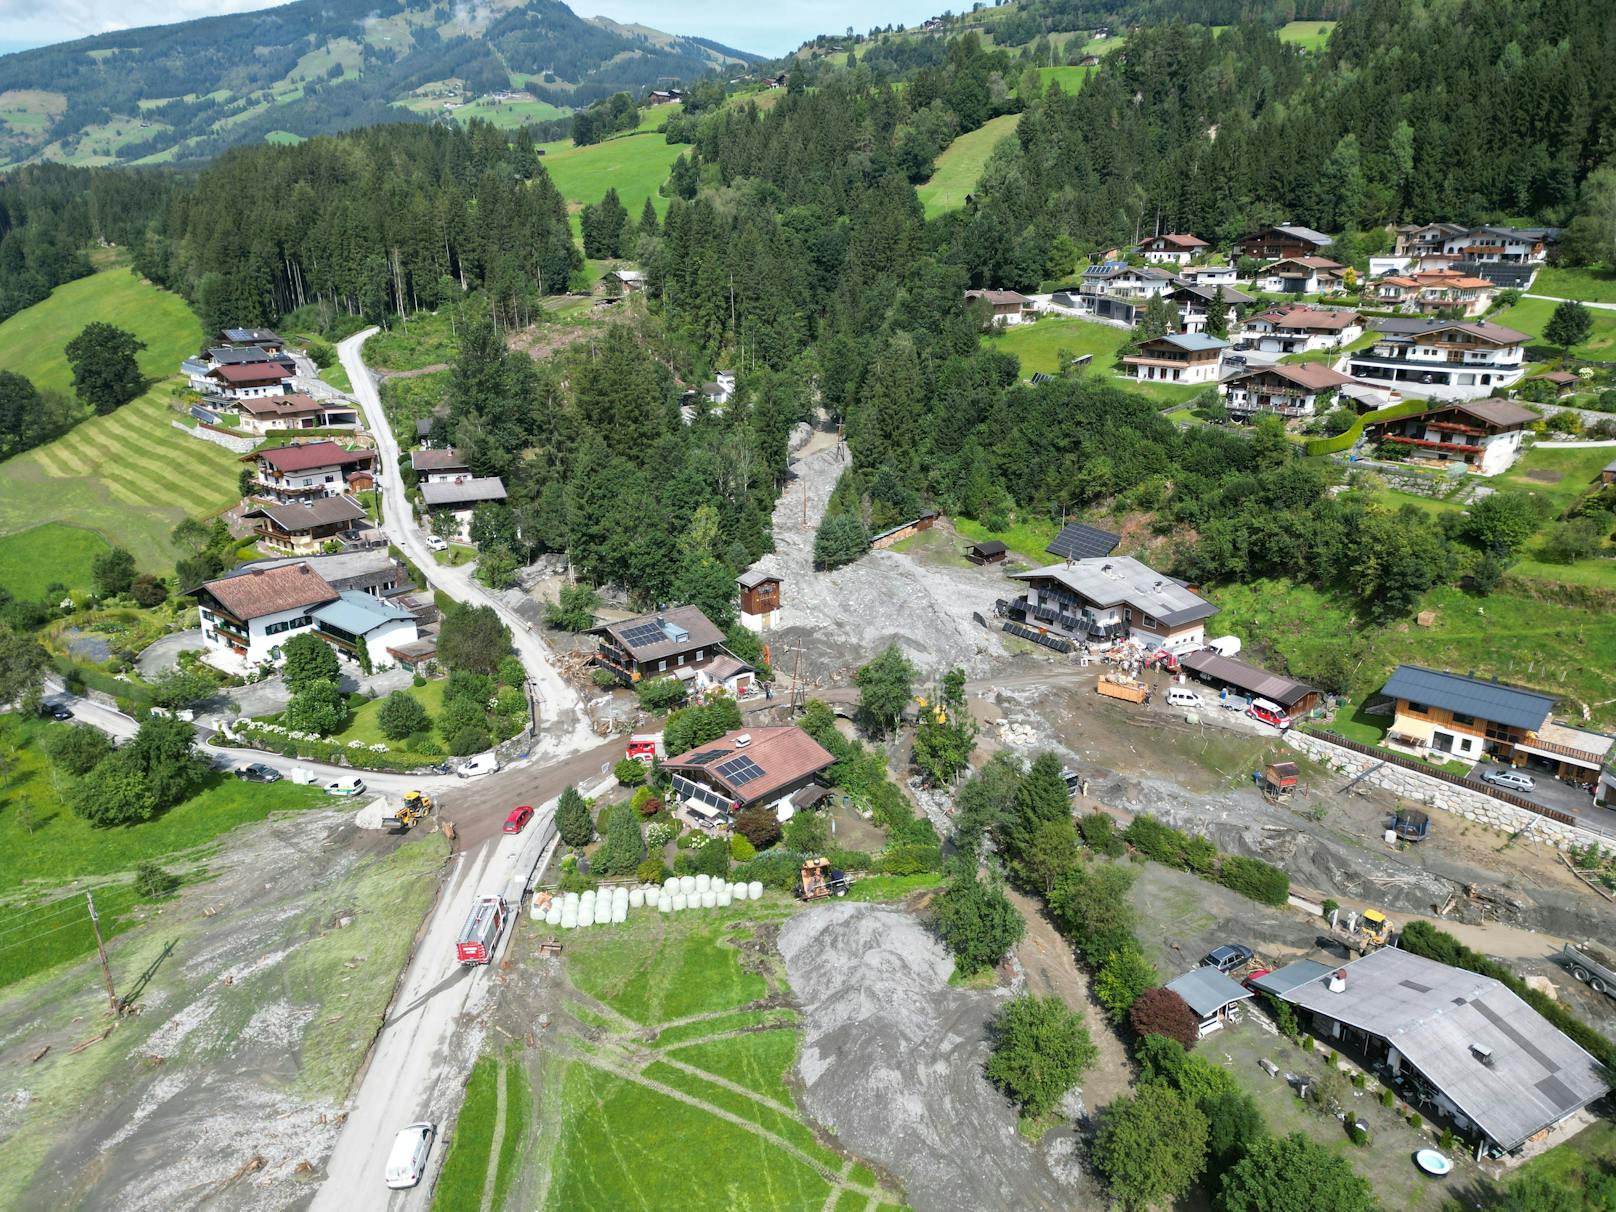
1046,521,1121,561
619,622,667,649
716,755,764,785
683,749,727,766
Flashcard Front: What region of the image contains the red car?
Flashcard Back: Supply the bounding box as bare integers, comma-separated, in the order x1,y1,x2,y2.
503,805,534,834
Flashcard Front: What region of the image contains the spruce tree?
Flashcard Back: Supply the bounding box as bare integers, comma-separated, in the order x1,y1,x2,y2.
556,785,594,848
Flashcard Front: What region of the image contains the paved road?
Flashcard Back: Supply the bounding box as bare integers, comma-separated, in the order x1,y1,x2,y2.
337,328,596,763
1526,293,1616,312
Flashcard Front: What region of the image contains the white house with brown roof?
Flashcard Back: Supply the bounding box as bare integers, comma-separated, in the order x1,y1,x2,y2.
232,393,360,436
965,289,1035,326
1136,233,1208,266
1343,318,1528,400
1367,269,1495,318
419,476,507,542
1122,332,1228,385
1254,256,1348,295
241,496,368,555
1363,398,1537,475
209,361,292,400
662,727,835,823
1220,362,1358,420
1239,304,1361,355
190,562,339,668
409,447,473,483
246,441,375,503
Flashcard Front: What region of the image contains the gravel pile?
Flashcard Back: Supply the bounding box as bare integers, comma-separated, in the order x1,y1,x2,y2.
778,903,1098,1211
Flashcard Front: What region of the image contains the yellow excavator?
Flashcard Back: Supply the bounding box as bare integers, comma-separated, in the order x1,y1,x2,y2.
383,790,434,832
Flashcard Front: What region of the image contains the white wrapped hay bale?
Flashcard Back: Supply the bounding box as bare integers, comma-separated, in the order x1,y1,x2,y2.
679,875,696,895
700,890,717,909
695,873,711,893
657,894,672,914
628,887,646,909
672,892,688,911
748,880,764,900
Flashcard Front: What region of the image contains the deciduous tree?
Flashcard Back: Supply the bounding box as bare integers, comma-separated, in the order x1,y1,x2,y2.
985,994,1098,1119
931,867,1024,976
281,633,340,694
1092,1084,1208,1210
1217,1132,1378,1212
64,322,146,413
854,644,916,737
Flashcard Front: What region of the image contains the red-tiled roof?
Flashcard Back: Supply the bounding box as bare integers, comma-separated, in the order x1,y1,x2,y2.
1142,233,1208,249
1254,304,1359,331
663,727,835,806
193,562,337,620
254,442,372,473
211,362,290,385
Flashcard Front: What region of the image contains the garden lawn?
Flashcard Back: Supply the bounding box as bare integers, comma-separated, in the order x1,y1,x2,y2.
339,678,447,748
1533,267,1616,305
1207,578,1616,727
0,523,109,599
916,112,1021,218
1496,443,1614,515
534,132,684,233
668,1030,799,1107
543,1058,831,1212
1494,295,1616,360
430,1056,500,1212
1277,20,1336,51
0,385,245,571
0,266,202,396
564,913,768,1024
954,514,1063,563
983,315,1204,403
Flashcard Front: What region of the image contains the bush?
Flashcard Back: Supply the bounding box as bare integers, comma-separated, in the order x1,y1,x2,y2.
637,676,687,712
731,834,756,861
285,679,349,736
1302,1035,1315,1050
133,862,180,898
556,785,594,848
931,868,1024,976
46,724,112,775
544,583,601,631
1218,855,1289,906
1095,946,1159,1024
985,994,1098,1119
130,574,169,608
784,810,829,855
1348,1119,1370,1147
1078,812,1125,856
1408,1112,1422,1129
636,858,667,884
1380,1088,1394,1108
1321,898,1339,917
881,842,941,875
613,757,648,787
1129,985,1201,1047
636,795,662,817
450,725,492,756
646,820,676,848
378,690,431,741
594,802,646,876
734,806,783,850
1123,814,1197,868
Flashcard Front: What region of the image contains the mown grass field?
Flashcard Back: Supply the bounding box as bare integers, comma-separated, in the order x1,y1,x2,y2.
983,315,1204,404
1035,65,1096,93
0,387,244,571
454,95,569,128
535,132,683,231
1494,295,1616,360
0,266,202,395
1532,266,1616,304
1277,20,1337,51
0,522,110,599
916,111,1021,218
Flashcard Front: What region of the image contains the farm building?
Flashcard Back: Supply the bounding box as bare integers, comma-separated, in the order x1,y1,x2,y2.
1178,650,1322,715
1264,948,1608,1156
737,569,782,633
964,540,1007,564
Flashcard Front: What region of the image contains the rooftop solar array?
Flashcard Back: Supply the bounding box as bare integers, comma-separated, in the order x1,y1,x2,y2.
715,755,764,785
683,749,727,767
1046,521,1121,561
619,621,668,649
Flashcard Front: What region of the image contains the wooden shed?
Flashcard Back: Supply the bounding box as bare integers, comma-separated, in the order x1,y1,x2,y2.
965,540,1008,565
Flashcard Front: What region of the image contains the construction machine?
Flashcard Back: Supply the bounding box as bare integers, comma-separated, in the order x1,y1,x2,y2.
1321,907,1394,956
794,857,854,901
382,790,434,832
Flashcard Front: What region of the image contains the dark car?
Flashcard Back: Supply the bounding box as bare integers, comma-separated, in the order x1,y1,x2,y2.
1202,944,1254,973
503,805,534,834
44,703,73,721
235,762,282,783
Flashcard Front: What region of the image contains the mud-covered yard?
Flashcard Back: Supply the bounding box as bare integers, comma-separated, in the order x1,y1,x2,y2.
0,813,446,1212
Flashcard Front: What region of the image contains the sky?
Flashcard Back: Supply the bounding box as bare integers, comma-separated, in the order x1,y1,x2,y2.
0,0,946,58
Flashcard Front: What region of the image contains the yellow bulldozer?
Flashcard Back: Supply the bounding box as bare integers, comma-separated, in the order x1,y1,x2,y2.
382,790,434,832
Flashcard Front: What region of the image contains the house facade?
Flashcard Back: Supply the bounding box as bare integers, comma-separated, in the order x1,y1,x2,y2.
209,362,292,400
1166,283,1251,334
737,569,781,633
1344,318,1528,400
419,476,507,541
1440,225,1554,265
1232,224,1332,261
1007,556,1218,652
1122,332,1228,385
247,442,375,503
410,448,472,483
307,591,419,669
1136,233,1208,266
1220,362,1356,420
190,563,340,668
1364,398,1536,475
1178,264,1239,289
662,727,835,824
1368,269,1495,317
234,393,359,435
1239,304,1361,355
965,289,1035,325
242,496,368,555
1254,256,1347,295
591,605,728,685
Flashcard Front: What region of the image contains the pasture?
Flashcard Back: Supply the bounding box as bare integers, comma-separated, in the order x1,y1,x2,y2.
916,112,1022,218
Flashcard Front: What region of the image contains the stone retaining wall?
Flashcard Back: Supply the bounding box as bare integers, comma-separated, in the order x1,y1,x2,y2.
172,419,258,454
1285,729,1611,853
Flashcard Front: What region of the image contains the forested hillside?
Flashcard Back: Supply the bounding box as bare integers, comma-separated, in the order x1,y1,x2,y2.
0,0,754,167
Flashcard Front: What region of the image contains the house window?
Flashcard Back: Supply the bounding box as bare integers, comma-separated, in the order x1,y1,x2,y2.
1404,701,1427,716
676,653,685,666
1451,712,1475,726
658,659,667,672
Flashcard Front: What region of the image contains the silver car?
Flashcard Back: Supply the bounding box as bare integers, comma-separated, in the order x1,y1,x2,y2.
1481,769,1536,794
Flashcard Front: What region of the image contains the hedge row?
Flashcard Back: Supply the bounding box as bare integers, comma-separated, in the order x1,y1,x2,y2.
1123,814,1290,907
1304,398,1432,456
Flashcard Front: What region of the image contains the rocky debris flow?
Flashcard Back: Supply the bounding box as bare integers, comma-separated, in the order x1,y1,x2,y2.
748,443,1007,680
778,903,1101,1211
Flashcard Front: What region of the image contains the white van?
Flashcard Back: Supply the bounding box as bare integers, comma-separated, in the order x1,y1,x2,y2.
1167,688,1203,710
457,753,499,779
384,1121,435,1189
324,775,367,797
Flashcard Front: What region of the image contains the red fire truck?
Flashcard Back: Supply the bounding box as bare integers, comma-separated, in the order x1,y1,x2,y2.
455,894,510,965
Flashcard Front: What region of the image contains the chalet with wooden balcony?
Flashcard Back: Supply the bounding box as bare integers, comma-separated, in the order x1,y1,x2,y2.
1165,282,1251,334
1368,269,1495,318
1254,256,1347,295
245,441,376,503
233,392,360,435
410,447,473,483
1006,556,1218,653
209,361,292,400
1220,362,1357,420
1363,398,1535,475
1232,224,1333,262
241,496,367,555
1380,664,1612,781
1136,232,1208,266
419,476,507,542
590,605,729,685
1122,332,1228,385
1238,304,1361,355
1344,318,1528,401
190,562,339,668
964,289,1035,326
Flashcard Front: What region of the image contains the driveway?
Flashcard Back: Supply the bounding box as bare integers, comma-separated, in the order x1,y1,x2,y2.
1467,759,1606,832
134,630,207,679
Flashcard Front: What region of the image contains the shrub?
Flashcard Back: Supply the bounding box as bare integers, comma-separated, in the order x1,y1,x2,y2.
985,994,1098,1119
692,835,731,878
594,803,645,877
882,842,941,875
1123,814,1195,867
636,676,687,712
46,725,112,775
1439,1128,1456,1150
734,807,782,850
130,574,169,608
636,796,662,817
1407,1112,1422,1130
1348,1119,1370,1147
556,786,593,848
1380,1088,1394,1108
636,858,667,884
1302,1035,1315,1051
450,725,492,756
930,869,1024,976
1095,946,1159,1024
378,690,431,741
133,862,180,899
646,820,676,848
1218,855,1289,906
1128,985,1200,1047
1078,811,1125,856
1321,898,1339,917
613,757,648,786
731,834,756,861
285,679,348,736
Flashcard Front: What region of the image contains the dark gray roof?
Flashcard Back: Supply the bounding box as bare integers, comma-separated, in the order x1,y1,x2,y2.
410,447,470,473
1380,665,1554,731
1179,650,1317,707
1272,224,1333,246
737,568,778,589
1165,968,1253,1018
969,540,1007,556
1248,959,1334,997
1273,948,1608,1150
1011,558,1218,627
419,477,507,507
1046,521,1121,561
242,496,366,532
597,604,725,661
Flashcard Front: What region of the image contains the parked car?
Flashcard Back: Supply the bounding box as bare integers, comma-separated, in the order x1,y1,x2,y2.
1482,768,1536,794
235,762,282,783
1202,944,1254,973
503,805,534,834
384,1121,436,1189
1167,688,1204,709
425,535,448,552
324,775,367,797
1245,698,1292,729
43,702,73,720
457,753,498,779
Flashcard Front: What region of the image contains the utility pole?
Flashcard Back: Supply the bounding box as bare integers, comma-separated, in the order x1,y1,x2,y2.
791,640,803,714
86,891,118,1014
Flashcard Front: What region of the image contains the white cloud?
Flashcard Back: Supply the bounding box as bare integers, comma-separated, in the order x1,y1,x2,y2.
0,0,297,51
